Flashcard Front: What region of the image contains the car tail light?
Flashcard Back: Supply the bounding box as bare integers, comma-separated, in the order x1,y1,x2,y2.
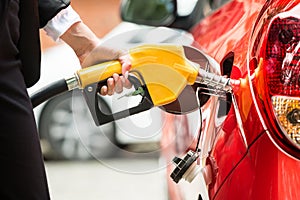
249,5,300,159
265,15,300,148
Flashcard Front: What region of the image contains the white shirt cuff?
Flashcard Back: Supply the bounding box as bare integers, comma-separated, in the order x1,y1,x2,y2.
43,6,82,41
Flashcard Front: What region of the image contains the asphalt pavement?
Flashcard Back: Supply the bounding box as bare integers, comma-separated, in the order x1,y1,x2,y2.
45,157,168,200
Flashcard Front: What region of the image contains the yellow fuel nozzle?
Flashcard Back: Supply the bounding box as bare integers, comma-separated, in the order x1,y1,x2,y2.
76,44,200,106
128,44,199,106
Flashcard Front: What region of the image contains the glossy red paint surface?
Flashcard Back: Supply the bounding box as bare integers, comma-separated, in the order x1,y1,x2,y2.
162,0,300,199
213,133,300,200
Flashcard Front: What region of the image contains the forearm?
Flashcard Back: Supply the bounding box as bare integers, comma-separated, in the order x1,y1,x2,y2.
43,6,120,68
60,21,100,65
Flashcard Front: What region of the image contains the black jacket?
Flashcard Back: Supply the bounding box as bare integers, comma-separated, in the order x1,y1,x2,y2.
19,0,70,87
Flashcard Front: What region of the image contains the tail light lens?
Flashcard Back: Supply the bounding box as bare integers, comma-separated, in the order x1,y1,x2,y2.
272,96,300,145
265,17,300,97
266,16,300,149
249,4,300,159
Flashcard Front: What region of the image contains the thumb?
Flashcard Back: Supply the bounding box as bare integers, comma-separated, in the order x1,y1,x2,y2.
120,55,132,75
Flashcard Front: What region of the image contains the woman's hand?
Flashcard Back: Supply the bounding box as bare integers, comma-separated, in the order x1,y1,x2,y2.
61,22,131,95
81,45,132,95
81,46,132,95
81,44,123,68
99,54,132,95
59,21,132,95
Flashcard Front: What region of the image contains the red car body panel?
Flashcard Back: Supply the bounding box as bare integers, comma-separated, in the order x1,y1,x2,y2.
213,133,300,200
162,0,300,199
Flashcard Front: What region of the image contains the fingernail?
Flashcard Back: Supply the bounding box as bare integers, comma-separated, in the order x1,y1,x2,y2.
100,86,107,95
113,73,119,81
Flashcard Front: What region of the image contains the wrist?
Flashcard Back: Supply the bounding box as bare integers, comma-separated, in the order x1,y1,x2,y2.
60,21,100,64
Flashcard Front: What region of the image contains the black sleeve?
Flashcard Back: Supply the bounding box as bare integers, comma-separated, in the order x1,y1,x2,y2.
38,0,70,28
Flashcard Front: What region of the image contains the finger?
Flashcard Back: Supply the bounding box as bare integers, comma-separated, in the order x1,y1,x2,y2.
113,73,123,93
121,76,132,89
120,55,132,75
107,77,115,95
124,71,129,79
100,85,108,95
122,62,131,75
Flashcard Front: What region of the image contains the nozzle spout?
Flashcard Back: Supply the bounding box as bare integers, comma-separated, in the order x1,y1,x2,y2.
196,68,232,93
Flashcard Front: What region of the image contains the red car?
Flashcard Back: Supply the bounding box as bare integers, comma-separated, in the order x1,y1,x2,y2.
121,0,300,199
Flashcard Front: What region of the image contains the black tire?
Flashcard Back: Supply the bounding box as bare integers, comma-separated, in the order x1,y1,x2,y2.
38,90,117,160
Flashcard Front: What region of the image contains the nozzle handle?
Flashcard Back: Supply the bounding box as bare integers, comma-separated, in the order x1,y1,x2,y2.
82,79,154,126
76,60,122,89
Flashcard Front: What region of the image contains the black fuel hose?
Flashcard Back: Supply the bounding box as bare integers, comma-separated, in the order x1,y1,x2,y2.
30,78,69,108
